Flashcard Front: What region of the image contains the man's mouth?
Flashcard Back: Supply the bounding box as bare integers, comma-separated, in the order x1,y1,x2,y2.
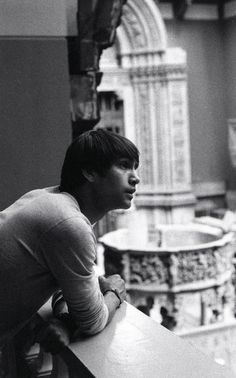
125,190,136,198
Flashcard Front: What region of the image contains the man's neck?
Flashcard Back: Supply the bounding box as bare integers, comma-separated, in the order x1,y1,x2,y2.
68,186,106,225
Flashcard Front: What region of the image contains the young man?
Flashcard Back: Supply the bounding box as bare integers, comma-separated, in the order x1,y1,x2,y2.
0,129,140,352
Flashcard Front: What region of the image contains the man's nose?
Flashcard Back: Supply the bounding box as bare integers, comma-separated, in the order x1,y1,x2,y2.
129,171,140,185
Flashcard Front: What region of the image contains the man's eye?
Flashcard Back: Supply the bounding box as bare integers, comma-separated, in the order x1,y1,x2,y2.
119,160,129,169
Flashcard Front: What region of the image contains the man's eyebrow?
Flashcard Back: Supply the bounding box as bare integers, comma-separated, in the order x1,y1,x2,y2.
117,157,139,167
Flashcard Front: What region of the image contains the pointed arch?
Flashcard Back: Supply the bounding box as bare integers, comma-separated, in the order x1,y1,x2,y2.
117,0,167,54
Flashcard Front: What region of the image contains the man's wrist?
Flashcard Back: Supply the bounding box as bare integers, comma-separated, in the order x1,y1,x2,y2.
103,288,122,307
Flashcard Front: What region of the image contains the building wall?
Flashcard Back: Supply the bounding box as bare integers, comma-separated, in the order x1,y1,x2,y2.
0,38,71,209
0,1,72,209
165,20,228,194
223,18,236,190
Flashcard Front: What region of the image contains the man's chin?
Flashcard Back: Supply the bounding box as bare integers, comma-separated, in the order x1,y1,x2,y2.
122,200,132,209
111,200,132,211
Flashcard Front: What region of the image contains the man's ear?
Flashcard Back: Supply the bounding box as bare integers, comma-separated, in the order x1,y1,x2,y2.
81,169,98,183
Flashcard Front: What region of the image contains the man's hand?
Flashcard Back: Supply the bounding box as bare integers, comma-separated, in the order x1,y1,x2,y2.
99,274,126,304
35,318,71,355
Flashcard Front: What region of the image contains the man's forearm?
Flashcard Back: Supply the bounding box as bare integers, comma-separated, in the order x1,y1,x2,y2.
53,290,120,327
52,274,125,335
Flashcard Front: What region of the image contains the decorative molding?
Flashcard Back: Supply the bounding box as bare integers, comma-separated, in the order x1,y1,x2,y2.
155,61,192,195
134,81,154,187
120,51,165,70
157,64,187,81
170,81,191,186
129,65,159,79
122,6,147,49
118,0,168,54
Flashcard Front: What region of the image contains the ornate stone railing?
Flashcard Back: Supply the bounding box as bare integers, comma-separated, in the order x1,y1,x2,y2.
12,301,235,377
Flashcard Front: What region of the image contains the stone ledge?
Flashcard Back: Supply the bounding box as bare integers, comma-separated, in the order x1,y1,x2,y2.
34,301,236,377
67,302,234,377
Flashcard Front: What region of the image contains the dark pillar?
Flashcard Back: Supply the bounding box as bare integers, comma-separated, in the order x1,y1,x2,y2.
68,0,127,139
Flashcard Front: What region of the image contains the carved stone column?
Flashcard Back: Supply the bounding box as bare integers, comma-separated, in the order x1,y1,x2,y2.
98,1,195,229
131,48,196,226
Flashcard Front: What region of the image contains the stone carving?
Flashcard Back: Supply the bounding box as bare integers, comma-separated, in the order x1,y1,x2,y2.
136,83,154,187
172,244,233,285
130,65,159,78
120,0,167,51
128,247,231,287
122,5,146,49
157,64,186,82
104,240,234,288
170,83,187,185
103,234,235,333
129,77,155,189
129,253,169,285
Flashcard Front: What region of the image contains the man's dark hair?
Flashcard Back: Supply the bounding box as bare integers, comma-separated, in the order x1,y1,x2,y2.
59,129,139,192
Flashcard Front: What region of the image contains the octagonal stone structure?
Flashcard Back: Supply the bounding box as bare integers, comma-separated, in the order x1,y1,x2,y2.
99,224,235,331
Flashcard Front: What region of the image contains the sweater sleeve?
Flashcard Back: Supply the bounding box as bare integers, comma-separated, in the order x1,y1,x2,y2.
38,216,108,335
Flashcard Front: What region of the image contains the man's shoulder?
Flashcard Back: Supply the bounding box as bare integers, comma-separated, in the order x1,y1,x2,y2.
26,187,79,211
41,188,93,230
18,187,86,227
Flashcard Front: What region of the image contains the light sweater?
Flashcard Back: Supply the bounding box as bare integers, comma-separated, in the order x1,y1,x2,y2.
0,186,108,343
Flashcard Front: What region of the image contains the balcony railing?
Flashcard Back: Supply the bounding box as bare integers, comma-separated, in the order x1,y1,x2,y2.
14,301,235,377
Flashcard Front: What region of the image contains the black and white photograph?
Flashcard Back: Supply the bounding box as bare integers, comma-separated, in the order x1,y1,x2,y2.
0,1,236,377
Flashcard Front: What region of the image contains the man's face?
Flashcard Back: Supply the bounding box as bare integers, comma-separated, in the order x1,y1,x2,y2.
94,158,140,212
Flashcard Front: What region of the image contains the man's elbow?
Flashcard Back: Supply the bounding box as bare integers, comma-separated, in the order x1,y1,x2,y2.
74,306,109,337
75,319,107,337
